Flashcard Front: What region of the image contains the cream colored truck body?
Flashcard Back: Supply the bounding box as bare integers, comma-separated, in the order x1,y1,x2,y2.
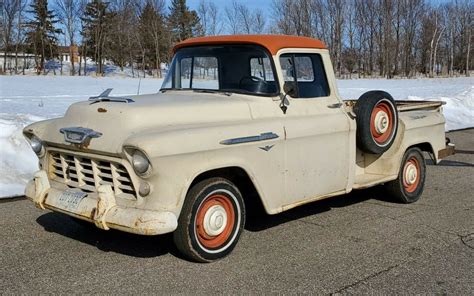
24,46,448,235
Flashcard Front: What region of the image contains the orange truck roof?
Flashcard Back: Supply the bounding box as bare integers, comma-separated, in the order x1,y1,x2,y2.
173,35,327,55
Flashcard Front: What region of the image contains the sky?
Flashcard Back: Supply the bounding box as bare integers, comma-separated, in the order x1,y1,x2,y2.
185,0,272,16
186,0,268,11
184,0,450,13
181,0,452,27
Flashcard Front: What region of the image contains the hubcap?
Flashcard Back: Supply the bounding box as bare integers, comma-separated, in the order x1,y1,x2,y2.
202,204,228,236
403,157,420,193
404,163,418,185
374,111,389,134
195,193,236,250
370,100,395,145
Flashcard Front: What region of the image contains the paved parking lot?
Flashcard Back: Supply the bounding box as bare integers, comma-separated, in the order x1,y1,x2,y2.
1,129,472,294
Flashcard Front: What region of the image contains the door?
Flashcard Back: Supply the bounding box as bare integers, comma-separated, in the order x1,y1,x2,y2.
279,52,351,205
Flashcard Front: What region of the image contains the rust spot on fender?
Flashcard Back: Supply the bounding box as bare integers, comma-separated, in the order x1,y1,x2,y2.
135,217,166,227
98,107,107,113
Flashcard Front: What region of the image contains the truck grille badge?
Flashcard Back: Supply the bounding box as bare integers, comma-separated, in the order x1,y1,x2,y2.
60,127,103,144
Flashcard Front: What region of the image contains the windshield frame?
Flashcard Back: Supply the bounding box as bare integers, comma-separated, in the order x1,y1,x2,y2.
160,44,281,97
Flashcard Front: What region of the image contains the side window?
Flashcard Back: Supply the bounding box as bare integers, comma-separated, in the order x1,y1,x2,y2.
279,53,330,98
294,56,314,82
279,55,294,82
250,57,275,81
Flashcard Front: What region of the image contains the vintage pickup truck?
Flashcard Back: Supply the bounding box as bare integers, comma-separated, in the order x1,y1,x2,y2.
24,35,454,262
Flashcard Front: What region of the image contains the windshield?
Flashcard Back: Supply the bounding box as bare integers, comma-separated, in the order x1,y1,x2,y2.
161,45,279,96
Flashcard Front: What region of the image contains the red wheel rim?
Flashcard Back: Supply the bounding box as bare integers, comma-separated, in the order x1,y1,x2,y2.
370,101,394,145
196,194,235,249
402,157,420,193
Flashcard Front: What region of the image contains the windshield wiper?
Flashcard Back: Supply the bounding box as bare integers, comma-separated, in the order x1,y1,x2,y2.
193,89,232,96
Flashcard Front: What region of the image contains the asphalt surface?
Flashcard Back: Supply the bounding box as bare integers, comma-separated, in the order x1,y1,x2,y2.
1,129,473,294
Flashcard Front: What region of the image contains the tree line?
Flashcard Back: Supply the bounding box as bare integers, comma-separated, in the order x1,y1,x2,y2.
0,0,472,78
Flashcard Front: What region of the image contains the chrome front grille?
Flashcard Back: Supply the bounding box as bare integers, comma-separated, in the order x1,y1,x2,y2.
49,151,136,199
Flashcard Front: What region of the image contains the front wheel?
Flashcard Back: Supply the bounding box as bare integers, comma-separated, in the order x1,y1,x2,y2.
384,147,426,203
173,178,245,262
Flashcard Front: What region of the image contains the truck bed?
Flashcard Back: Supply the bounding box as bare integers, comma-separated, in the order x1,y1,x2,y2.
344,100,445,112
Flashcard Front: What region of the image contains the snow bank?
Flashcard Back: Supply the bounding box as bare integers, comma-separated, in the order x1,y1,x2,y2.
337,77,474,131
0,76,161,197
0,76,472,198
0,113,45,196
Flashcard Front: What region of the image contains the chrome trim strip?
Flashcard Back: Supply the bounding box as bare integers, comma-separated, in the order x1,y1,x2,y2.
220,132,279,145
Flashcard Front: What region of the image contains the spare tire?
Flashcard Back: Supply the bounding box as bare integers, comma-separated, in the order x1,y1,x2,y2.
354,91,398,154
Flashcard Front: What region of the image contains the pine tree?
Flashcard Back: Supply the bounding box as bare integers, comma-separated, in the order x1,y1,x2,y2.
139,1,168,75
25,0,62,74
81,0,114,75
168,0,202,42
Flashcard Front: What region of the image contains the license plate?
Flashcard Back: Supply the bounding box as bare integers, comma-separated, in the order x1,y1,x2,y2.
58,190,87,211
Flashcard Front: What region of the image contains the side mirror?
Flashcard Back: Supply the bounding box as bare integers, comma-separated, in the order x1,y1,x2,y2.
280,82,296,115
283,81,297,97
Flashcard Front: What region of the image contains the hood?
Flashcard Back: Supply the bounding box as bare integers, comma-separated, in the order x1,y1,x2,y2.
31,91,253,154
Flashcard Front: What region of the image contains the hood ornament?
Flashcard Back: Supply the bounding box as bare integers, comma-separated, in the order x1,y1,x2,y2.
60,127,102,144
89,88,135,104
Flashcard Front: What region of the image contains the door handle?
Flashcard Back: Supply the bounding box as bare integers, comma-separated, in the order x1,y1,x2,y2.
327,103,342,108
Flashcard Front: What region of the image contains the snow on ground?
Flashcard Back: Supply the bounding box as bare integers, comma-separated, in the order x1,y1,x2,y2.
0,76,473,197
337,77,474,131
0,76,161,197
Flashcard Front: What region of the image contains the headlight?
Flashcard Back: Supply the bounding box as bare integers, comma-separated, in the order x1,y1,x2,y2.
132,150,150,175
30,136,43,154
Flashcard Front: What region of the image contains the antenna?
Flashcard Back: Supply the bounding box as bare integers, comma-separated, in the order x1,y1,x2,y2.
137,78,142,95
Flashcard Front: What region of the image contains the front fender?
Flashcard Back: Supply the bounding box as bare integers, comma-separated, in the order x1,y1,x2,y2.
123,121,286,217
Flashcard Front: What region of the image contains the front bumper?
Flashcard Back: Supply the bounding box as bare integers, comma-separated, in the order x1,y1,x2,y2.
25,170,178,235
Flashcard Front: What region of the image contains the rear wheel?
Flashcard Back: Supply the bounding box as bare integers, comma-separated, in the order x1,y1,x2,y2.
384,147,426,203
173,178,245,262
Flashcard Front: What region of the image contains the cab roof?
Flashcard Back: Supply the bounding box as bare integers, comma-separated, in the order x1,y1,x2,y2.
173,35,327,55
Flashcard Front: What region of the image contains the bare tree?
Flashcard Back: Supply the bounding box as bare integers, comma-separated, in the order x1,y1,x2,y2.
428,9,439,77
460,0,473,77
401,0,424,77
234,1,252,34
326,0,346,76
254,9,266,34
271,0,294,35
14,0,27,74
224,0,266,34
1,0,20,73
224,3,239,34
207,1,221,35
77,0,87,76
55,0,80,75
272,0,314,37
198,0,221,36
467,26,471,77
433,25,445,76
443,3,456,76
